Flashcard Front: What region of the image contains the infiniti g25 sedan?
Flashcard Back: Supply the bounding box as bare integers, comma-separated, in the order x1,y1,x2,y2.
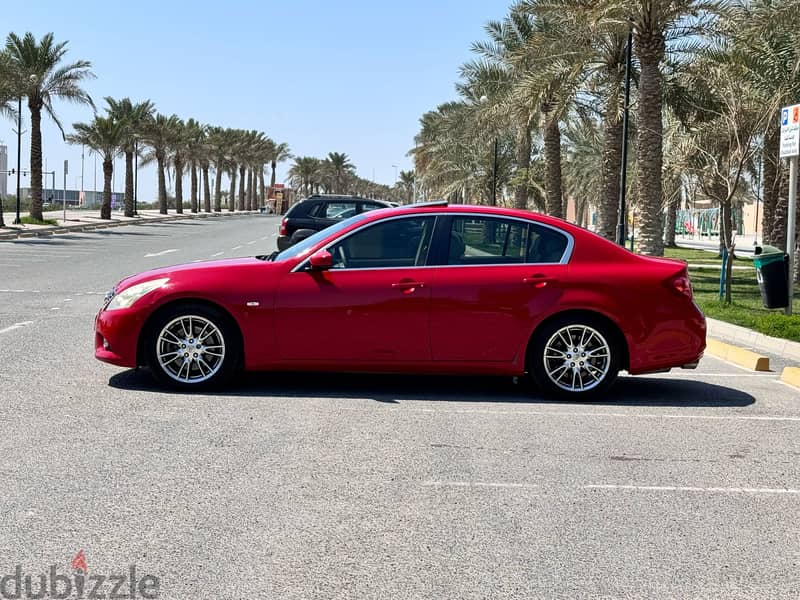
95,201,706,398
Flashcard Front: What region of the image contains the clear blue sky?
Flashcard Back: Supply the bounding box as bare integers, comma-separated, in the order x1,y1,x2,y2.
2,0,510,202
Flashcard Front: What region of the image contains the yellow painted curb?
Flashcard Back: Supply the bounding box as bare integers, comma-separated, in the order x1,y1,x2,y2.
780,367,800,389
705,338,770,372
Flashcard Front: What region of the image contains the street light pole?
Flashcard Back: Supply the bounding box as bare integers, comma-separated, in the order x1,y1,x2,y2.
616,21,634,247
14,96,22,224
134,140,139,215
491,137,498,206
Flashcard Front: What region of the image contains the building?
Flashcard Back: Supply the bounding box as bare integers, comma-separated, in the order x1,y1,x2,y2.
0,145,7,197
19,187,125,209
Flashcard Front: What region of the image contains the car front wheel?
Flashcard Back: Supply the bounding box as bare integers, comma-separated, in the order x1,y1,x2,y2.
145,304,238,389
529,316,620,399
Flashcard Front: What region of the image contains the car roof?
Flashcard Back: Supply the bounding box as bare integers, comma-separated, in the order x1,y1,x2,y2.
380,203,571,229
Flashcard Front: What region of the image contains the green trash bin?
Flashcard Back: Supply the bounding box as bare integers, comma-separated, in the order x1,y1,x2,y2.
753,246,789,309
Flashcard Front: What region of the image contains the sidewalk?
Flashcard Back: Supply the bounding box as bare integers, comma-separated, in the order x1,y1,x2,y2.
0,207,264,240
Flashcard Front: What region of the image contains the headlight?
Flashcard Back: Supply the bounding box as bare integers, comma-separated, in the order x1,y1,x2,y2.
106,278,169,311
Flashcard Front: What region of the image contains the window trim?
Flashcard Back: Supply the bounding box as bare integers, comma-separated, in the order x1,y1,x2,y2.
291,212,574,273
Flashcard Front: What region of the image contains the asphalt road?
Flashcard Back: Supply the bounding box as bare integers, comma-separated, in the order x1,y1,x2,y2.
1,216,799,599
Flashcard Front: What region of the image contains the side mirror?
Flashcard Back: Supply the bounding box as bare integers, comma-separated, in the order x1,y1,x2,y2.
288,228,316,246
309,249,333,271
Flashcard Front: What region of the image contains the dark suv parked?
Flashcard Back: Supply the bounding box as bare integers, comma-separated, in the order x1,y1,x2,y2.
277,195,393,250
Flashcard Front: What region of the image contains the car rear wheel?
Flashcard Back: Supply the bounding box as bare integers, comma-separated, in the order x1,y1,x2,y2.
528,316,620,399
145,304,238,390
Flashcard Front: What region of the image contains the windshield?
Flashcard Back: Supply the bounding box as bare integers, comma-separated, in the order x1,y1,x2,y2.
273,212,372,262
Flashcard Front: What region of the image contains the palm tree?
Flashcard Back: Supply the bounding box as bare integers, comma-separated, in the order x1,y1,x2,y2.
67,116,124,219
4,32,94,221
105,97,155,217
0,50,20,120
183,119,205,213
170,118,186,214
398,170,416,204
596,0,719,255
207,126,232,212
268,141,291,196
289,156,321,197
524,0,630,239
140,113,181,214
326,152,355,193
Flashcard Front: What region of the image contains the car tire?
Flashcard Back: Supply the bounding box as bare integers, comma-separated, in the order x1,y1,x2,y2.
528,315,620,399
145,303,239,390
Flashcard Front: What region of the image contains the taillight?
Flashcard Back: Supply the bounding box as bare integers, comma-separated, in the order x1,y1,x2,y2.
666,271,693,300
279,218,287,236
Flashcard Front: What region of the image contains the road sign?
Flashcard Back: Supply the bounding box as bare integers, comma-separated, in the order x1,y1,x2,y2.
780,103,800,158
780,103,799,315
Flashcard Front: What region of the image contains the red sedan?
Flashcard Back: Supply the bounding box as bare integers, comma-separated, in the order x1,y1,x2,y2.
95,202,705,398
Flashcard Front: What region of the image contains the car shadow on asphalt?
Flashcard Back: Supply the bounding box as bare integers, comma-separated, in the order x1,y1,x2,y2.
109,369,756,408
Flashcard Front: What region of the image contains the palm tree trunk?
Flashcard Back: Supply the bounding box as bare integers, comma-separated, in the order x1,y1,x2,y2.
542,112,563,219
29,104,44,221
175,158,184,214
248,169,256,211
634,36,666,256
124,150,135,217
238,165,247,211
101,157,113,219
157,153,167,214
202,164,211,212
762,119,780,246
214,165,223,212
773,170,789,251
259,168,266,208
270,161,277,191
597,111,623,241
190,162,199,213
514,118,531,210
664,179,680,248
228,169,237,212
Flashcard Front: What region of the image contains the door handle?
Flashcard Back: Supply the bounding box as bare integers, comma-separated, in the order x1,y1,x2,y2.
392,281,426,293
523,274,556,288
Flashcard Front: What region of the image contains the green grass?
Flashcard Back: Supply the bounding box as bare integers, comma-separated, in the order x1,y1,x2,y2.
20,216,58,226
665,246,800,342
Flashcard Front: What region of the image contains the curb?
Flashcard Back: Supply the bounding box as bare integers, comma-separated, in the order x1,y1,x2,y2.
705,338,770,371
706,318,800,363
780,367,800,389
0,211,264,240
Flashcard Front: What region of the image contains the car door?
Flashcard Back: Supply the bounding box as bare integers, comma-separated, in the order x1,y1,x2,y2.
429,215,571,363
275,215,437,363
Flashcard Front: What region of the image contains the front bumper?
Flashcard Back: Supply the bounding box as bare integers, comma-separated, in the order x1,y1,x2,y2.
94,306,146,368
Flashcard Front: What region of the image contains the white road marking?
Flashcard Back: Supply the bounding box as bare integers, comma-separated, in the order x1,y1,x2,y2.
424,480,539,490
50,307,60,311
271,233,278,237
656,372,774,378
585,484,800,495
0,289,26,293
261,236,270,240
63,298,72,302
211,252,224,257
247,240,257,245
0,321,34,334
144,249,179,257
231,245,243,251
343,406,800,423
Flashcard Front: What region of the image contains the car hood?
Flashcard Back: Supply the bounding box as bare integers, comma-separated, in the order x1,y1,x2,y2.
114,257,273,292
